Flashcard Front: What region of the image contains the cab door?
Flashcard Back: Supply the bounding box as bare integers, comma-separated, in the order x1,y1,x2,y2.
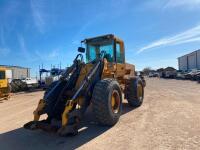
115,41,126,78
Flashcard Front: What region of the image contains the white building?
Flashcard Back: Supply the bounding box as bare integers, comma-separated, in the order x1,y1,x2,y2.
178,49,200,71
0,65,30,80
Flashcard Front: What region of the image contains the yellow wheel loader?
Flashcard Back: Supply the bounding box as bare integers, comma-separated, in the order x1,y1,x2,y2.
0,67,10,100
24,34,145,136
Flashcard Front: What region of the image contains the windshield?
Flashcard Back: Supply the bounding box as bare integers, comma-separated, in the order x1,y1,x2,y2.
0,71,6,80
86,40,114,63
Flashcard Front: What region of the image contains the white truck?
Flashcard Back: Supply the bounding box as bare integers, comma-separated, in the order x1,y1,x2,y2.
21,78,38,88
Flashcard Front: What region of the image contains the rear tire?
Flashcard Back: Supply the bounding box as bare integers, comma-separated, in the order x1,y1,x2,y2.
92,79,122,126
125,77,144,107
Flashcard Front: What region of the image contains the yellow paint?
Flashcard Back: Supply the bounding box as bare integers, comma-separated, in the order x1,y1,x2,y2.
61,100,74,126
33,99,46,121
137,83,143,98
0,67,9,99
111,90,120,113
0,67,8,88
116,63,125,77
111,95,115,107
75,64,93,90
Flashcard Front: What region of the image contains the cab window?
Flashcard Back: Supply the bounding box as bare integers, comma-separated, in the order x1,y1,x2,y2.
100,44,113,62
87,45,96,62
0,71,5,79
86,41,114,63
116,43,123,63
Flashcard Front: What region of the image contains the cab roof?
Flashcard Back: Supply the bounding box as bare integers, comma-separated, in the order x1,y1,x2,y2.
82,34,123,43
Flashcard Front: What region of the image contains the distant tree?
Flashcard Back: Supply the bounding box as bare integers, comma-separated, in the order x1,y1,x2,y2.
157,68,164,72
164,67,176,71
142,67,152,75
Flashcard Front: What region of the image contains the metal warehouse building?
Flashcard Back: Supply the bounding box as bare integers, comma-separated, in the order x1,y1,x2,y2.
0,65,30,80
178,49,200,71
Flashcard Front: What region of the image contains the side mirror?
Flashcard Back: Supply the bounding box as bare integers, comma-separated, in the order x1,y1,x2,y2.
78,47,85,53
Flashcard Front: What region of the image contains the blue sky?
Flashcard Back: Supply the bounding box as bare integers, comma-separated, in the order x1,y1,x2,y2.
1,0,200,77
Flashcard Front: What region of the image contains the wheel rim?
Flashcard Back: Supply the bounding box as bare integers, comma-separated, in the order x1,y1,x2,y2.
137,83,143,101
111,90,120,113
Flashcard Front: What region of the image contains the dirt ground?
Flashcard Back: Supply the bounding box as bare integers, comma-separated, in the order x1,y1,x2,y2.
0,78,200,150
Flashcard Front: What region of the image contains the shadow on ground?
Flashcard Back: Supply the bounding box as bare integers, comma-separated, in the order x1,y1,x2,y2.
0,103,136,150
0,98,9,103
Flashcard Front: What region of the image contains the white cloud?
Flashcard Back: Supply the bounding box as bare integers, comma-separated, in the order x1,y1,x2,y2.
0,47,10,56
48,48,59,58
138,24,200,53
18,34,31,59
143,0,200,11
18,33,59,61
30,0,45,33
165,0,200,9
18,34,39,62
35,48,59,61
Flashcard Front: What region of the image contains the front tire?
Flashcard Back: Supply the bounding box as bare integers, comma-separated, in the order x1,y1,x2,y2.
92,79,122,126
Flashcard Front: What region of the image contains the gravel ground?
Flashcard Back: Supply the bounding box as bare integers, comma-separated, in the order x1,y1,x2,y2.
0,78,200,150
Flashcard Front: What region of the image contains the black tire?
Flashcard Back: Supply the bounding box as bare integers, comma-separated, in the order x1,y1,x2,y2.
10,79,28,92
7,83,11,93
125,77,144,107
92,78,122,126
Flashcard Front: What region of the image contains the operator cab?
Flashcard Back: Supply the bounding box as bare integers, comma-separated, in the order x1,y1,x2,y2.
80,34,125,64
